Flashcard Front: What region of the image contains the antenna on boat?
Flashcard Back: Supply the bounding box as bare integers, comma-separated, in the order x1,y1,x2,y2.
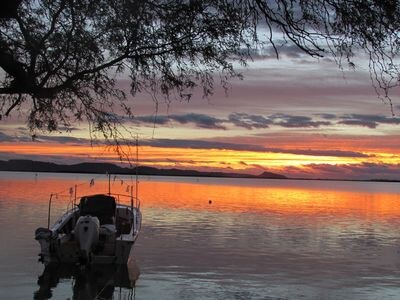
108,172,111,195
130,185,133,213
74,184,77,207
47,194,54,229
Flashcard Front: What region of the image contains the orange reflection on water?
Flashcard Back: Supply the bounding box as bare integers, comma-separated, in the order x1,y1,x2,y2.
1,174,400,221
136,180,400,219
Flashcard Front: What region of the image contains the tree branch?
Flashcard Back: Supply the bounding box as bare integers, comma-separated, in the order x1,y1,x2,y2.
5,93,22,116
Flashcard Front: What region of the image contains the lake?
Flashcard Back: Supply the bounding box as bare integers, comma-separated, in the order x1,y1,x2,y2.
1,171,400,299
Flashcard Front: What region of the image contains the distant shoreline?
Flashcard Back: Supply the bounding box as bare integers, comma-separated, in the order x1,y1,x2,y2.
0,159,287,180
0,159,399,183
1,170,399,183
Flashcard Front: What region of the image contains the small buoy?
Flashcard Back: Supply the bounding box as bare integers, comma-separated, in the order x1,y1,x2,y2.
208,200,212,204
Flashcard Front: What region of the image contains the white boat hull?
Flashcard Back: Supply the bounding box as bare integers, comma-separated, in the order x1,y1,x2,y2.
36,201,141,265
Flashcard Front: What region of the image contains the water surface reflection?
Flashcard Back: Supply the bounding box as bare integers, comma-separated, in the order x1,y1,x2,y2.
1,172,400,299
34,259,139,300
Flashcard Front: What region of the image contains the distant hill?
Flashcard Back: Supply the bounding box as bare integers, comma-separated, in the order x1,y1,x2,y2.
0,159,287,179
258,171,287,179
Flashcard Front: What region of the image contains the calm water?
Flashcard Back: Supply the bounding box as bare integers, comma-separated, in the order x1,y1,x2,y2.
1,171,400,299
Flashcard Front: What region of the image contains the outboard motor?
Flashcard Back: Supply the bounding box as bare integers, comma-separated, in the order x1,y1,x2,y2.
74,216,100,264
35,227,53,263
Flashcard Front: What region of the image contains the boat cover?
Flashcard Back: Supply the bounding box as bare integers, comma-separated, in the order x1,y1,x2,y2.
79,194,116,225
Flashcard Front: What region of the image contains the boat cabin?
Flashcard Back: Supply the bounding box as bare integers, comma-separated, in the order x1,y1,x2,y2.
79,194,116,225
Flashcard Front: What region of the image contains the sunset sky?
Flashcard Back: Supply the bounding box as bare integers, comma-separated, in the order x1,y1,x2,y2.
1,51,400,180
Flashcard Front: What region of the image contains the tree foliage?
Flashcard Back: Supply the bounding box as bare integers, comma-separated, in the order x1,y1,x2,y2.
0,0,399,143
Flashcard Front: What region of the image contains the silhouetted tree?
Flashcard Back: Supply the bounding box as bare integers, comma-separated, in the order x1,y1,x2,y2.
1,0,399,145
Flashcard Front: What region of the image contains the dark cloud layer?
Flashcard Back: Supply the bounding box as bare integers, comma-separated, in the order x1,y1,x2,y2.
338,114,400,128
132,112,400,130
133,112,333,130
0,131,370,159
142,138,370,158
270,114,331,128
0,132,88,144
228,113,272,129
134,113,226,129
0,132,16,142
241,43,307,60
282,162,400,180
141,138,266,152
0,132,31,142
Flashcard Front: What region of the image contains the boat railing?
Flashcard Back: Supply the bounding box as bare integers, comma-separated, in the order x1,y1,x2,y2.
46,191,141,230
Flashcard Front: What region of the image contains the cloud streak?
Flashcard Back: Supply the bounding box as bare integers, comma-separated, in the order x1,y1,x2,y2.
131,112,400,130
0,132,32,142
228,113,272,129
134,113,226,130
142,138,370,158
270,114,331,128
0,131,371,159
0,132,89,144
337,114,400,128
280,162,400,180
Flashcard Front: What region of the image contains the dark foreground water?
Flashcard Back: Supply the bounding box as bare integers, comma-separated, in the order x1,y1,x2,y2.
1,171,400,299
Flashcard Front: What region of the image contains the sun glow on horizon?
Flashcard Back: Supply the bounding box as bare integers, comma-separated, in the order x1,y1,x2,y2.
1,141,399,179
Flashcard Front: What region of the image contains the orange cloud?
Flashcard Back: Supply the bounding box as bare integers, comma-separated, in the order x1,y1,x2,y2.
1,140,399,180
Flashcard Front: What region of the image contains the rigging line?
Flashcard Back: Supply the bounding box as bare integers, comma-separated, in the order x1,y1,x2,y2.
51,173,106,197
